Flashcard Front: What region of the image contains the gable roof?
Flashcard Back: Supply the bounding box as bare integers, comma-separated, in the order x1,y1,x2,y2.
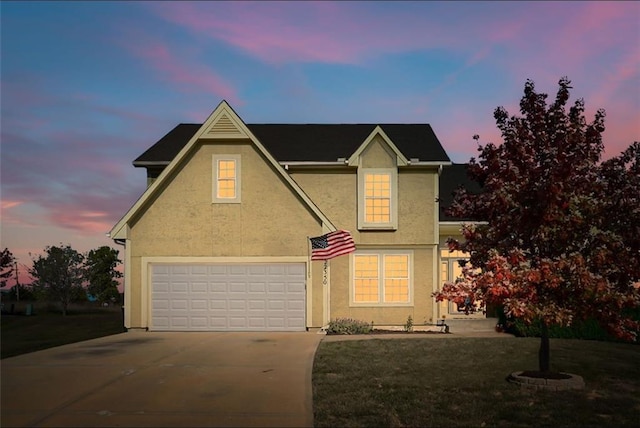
134,123,450,167
347,126,409,167
439,163,483,221
110,101,337,239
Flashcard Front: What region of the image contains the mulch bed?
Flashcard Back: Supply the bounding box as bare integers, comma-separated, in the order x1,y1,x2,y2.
326,329,450,336
518,370,572,380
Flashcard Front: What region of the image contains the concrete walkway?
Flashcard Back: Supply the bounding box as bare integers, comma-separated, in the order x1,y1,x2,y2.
1,331,322,428
322,329,512,342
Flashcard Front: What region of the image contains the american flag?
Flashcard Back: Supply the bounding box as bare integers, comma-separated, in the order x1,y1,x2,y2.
310,230,356,261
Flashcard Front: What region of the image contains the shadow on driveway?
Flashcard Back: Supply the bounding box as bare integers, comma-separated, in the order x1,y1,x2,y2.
1,331,322,427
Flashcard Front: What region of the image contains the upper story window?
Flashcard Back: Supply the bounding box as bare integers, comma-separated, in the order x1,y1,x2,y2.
212,155,241,203
358,168,397,230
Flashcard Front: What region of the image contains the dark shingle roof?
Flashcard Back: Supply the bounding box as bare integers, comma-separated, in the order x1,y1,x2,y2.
439,163,483,221
133,123,450,165
134,124,202,165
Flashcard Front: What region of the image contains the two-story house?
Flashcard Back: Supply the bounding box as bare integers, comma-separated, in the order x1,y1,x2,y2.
109,101,482,331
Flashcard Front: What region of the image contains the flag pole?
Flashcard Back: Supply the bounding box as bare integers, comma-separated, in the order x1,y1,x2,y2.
306,236,311,278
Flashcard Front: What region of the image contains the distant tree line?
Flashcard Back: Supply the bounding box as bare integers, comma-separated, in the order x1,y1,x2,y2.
0,245,122,316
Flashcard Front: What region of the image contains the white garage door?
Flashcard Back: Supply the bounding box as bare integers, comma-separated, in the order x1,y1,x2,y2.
151,263,306,331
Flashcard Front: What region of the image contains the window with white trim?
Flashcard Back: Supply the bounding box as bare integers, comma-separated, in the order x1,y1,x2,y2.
352,251,411,305
212,155,241,203
358,168,397,229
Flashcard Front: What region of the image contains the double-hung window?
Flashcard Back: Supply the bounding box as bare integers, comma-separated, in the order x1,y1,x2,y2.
352,251,412,305
358,168,397,229
212,155,241,203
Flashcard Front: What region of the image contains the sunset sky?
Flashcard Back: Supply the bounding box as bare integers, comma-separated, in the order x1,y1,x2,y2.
2,1,639,286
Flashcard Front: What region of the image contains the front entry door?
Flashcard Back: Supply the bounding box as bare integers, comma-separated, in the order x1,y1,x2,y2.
440,258,483,317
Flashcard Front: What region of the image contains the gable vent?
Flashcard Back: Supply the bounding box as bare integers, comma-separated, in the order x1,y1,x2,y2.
206,114,242,136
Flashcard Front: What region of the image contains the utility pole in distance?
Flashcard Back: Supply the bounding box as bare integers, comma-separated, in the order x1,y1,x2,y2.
15,261,20,302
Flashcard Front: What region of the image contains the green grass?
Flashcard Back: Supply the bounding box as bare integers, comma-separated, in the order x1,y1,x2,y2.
313,337,640,427
1,302,125,359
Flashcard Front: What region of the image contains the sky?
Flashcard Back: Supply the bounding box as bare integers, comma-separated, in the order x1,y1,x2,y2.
1,1,639,287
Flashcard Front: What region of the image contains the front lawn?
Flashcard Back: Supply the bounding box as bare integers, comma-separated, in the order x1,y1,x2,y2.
312,337,640,427
1,303,125,359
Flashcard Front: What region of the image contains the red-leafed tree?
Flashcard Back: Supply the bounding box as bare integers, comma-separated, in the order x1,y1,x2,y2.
434,77,640,373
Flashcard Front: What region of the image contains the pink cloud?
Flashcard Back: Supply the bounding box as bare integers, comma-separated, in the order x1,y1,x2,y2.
1,200,23,210
588,50,640,113
49,209,114,235
148,2,462,65
121,34,241,105
150,2,359,64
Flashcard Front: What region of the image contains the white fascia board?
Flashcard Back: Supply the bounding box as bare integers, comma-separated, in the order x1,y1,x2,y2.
406,161,452,167
279,161,347,166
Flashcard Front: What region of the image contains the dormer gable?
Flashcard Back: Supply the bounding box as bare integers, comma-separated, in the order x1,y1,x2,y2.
347,126,409,167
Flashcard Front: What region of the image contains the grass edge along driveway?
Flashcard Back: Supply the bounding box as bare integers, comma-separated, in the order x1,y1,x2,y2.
312,337,640,427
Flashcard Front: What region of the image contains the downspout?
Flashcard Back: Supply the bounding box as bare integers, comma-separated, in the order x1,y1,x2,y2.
111,236,127,331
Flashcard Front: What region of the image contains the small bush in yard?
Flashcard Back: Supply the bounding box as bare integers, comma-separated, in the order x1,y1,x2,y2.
403,315,414,332
326,318,372,335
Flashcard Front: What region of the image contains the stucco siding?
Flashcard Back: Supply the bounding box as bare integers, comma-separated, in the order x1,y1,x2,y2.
361,137,396,168
126,141,324,329
291,169,436,244
327,247,436,325
130,142,321,256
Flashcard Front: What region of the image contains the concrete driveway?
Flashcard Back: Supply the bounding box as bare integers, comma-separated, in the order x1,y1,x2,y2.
1,331,323,427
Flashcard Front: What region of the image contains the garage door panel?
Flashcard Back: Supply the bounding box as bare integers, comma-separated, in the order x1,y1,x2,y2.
229,265,248,275
210,317,227,328
190,282,208,292
170,317,188,328
268,300,285,310
247,265,268,275
268,283,285,293
248,300,266,310
208,265,227,275
268,318,285,328
209,299,227,310
151,263,305,331
153,265,170,275
171,266,189,275
229,282,247,293
267,265,286,275
153,299,169,310
190,265,208,275
170,282,188,293
287,300,304,310
248,317,267,328
286,264,305,275
191,317,209,327
249,282,266,293
209,282,227,293
171,300,188,310
191,300,207,310
229,317,249,327
229,300,246,310
154,317,169,328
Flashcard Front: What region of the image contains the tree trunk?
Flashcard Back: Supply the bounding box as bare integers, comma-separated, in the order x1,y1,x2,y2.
538,319,550,372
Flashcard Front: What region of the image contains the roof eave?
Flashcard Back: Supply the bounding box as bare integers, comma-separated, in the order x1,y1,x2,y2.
132,161,171,167
406,161,452,166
